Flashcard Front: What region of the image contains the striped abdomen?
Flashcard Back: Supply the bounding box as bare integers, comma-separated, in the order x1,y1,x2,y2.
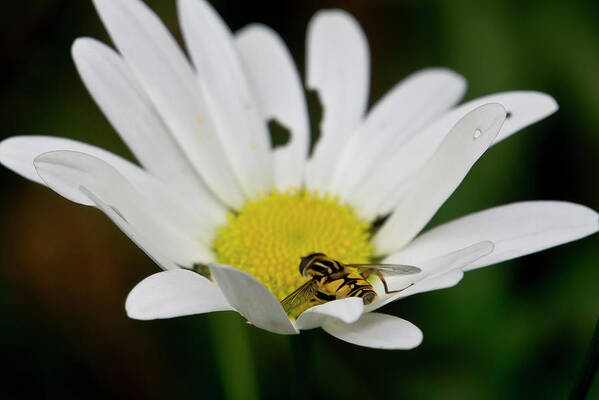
318,271,377,305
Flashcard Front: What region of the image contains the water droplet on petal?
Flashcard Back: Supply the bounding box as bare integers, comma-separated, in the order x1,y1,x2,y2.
473,129,482,139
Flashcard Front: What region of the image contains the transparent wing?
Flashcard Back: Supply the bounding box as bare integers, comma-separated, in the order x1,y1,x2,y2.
346,263,421,276
280,280,319,314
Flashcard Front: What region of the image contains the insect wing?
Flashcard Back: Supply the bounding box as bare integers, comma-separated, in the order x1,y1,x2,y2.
280,280,318,314
347,263,421,276
348,263,421,294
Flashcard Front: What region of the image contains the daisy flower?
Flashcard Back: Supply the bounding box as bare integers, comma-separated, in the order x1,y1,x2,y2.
1,0,597,350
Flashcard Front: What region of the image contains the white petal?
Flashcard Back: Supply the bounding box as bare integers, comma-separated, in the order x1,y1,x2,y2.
126,269,232,320
354,91,557,218
0,135,125,189
295,297,364,331
374,104,506,255
369,241,493,311
322,313,423,350
92,0,244,208
490,91,557,143
0,136,219,240
398,269,465,297
389,201,599,271
84,187,180,270
304,10,370,192
330,68,466,200
72,37,226,222
178,0,273,197
34,151,212,267
209,264,298,335
235,24,309,190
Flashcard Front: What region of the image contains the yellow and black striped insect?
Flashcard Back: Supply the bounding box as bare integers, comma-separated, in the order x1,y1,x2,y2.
281,253,421,315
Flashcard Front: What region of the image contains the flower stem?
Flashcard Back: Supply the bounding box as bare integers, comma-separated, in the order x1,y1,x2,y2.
570,316,599,399
210,312,260,400
290,333,315,399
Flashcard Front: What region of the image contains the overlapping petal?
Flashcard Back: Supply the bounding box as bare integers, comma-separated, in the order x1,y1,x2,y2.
330,68,467,200
397,269,465,298
84,187,180,270
210,263,298,335
352,91,558,217
304,10,370,192
373,104,506,254
0,136,222,235
34,150,213,267
92,0,245,208
235,24,310,190
370,241,494,311
388,201,599,270
72,37,226,223
178,0,273,197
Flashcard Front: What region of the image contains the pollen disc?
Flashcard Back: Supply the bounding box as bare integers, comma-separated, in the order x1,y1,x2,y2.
213,190,373,300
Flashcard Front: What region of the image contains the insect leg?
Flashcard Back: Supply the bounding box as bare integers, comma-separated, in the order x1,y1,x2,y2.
372,270,413,294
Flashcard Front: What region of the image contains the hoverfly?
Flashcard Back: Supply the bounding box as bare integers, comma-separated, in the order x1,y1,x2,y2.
280,253,421,315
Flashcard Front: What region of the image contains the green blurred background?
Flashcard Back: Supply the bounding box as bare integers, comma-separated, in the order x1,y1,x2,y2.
1,0,598,398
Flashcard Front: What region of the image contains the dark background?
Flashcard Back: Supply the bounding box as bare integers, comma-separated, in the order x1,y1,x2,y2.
1,0,598,399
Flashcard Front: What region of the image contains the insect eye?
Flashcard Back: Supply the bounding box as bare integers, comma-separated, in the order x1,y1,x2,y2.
363,293,375,305
298,256,311,276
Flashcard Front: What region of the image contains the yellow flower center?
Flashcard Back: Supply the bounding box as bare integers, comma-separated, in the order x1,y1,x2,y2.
213,190,373,300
